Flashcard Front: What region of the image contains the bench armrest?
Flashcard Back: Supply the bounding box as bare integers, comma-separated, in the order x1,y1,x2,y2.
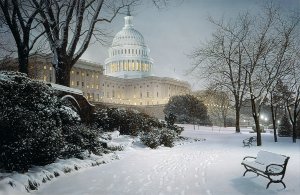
243,156,256,161
265,163,284,174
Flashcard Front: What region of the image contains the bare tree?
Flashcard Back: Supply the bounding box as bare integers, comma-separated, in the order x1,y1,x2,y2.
190,13,250,133
32,0,171,87
190,3,299,145
0,0,45,74
285,52,300,143
269,80,287,142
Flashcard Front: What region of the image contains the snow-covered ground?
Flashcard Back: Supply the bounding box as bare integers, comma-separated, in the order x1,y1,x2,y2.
2,125,300,195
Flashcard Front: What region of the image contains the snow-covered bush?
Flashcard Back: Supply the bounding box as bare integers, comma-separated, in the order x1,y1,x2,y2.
140,128,178,149
61,124,103,159
160,128,177,147
0,71,64,171
93,106,163,136
140,129,162,149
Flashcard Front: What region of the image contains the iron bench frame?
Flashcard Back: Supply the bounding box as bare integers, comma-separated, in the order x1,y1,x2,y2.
241,151,290,189
242,136,256,147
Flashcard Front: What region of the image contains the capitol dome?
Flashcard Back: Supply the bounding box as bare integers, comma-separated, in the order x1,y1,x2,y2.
112,28,146,47
104,13,153,79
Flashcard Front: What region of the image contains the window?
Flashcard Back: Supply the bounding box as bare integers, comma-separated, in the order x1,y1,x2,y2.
107,92,109,98
87,73,89,77
43,66,47,70
147,92,149,97
140,93,142,98
43,75,47,81
71,81,74,86
71,70,74,74
125,49,127,54
76,71,79,75
82,82,84,87
157,92,159,97
81,72,84,77
96,85,99,89
128,49,130,54
77,81,79,86
49,67,52,70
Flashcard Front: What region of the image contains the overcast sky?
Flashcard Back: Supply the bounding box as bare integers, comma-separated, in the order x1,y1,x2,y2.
81,0,300,90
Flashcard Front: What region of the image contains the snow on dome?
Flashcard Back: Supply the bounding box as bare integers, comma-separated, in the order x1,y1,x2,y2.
111,16,146,47
112,28,146,47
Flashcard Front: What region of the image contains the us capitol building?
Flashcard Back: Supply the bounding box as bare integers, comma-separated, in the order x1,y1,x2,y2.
1,13,190,117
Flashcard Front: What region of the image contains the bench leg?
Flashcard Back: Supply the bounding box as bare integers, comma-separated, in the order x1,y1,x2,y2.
266,175,286,189
266,180,286,189
242,168,258,177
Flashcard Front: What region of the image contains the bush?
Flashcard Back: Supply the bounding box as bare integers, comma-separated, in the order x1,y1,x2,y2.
160,128,177,147
140,129,162,149
61,124,103,159
93,107,163,136
140,128,178,149
0,71,64,171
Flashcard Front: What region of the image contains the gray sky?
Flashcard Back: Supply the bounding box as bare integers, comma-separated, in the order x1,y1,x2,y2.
81,0,300,90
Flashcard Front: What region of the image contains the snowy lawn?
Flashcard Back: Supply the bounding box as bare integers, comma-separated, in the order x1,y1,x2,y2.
3,125,300,195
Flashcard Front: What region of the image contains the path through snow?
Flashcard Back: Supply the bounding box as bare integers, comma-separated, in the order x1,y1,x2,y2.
34,125,300,195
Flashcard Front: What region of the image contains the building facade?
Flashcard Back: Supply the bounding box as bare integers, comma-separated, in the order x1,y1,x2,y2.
0,13,190,117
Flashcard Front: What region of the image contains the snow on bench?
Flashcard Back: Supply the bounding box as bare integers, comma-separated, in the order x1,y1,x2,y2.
241,150,290,189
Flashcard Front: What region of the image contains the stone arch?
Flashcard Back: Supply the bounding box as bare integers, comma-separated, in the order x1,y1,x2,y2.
61,95,81,114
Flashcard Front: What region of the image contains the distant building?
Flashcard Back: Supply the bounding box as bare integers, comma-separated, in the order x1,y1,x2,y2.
0,13,190,118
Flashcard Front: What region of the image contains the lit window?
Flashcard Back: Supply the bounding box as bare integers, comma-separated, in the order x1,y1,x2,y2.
91,84,94,89
87,85,89,88
71,70,74,74
71,81,74,86
92,74,94,78
81,72,84,77
49,67,52,70
43,66,47,70
96,75,99,79
43,75,47,81
96,85,99,89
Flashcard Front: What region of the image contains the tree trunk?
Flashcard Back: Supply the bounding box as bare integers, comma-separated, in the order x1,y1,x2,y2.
235,104,241,133
270,104,278,142
17,48,29,75
251,98,262,146
55,60,71,87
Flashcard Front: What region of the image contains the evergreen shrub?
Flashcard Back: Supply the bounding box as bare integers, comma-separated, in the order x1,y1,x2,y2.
0,71,63,171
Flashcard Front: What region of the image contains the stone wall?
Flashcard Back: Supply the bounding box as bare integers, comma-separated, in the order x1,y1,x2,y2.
94,102,166,119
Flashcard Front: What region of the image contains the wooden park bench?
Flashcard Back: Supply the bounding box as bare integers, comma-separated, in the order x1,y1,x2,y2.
241,150,290,189
243,136,256,147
